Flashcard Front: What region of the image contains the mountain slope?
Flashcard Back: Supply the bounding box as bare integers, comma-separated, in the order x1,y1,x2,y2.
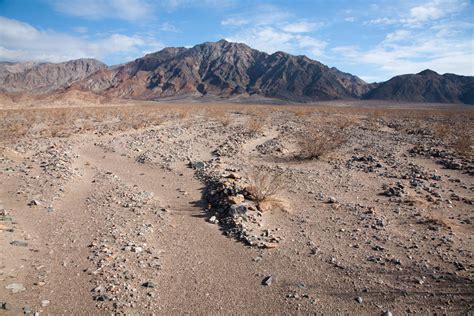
0,59,107,94
364,70,474,104
75,40,371,101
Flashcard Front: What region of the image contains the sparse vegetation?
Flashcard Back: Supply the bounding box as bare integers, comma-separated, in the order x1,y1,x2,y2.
244,169,285,210
244,116,264,135
297,127,347,159
451,130,473,156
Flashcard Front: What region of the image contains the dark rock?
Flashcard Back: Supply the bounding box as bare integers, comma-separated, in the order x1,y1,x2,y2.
10,240,28,247
189,161,206,170
1,302,11,310
142,281,155,288
262,275,274,286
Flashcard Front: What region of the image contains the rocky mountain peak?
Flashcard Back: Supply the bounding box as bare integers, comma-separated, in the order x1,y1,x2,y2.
417,69,439,76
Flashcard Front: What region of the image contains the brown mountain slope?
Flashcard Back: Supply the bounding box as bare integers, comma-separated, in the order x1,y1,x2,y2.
75,40,371,101
364,69,474,104
0,59,106,94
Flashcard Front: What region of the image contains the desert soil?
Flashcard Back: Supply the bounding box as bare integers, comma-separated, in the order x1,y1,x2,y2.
0,101,473,315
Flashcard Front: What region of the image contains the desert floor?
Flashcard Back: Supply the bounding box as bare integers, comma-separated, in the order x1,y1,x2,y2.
0,99,472,315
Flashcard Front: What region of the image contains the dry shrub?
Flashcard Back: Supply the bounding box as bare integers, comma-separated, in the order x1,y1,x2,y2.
420,212,451,229
174,108,190,120
212,111,232,127
290,106,314,118
244,169,288,212
298,128,346,159
451,131,472,156
245,116,264,135
334,117,357,131
433,123,450,141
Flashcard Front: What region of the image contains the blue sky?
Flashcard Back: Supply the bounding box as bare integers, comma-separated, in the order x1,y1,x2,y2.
0,0,473,82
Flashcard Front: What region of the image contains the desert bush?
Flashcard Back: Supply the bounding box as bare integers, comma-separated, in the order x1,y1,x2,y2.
245,169,284,202
298,128,346,159
244,116,264,135
212,111,232,127
451,131,472,156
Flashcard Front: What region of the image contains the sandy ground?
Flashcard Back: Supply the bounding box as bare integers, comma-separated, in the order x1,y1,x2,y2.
0,101,473,315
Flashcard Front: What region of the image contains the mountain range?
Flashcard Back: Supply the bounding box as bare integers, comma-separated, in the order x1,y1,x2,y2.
1,40,472,105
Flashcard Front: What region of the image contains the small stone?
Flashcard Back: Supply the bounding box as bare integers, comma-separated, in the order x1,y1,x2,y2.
142,281,155,288
328,196,337,204
356,296,363,304
258,201,273,212
6,283,26,293
262,275,273,286
226,173,241,179
208,216,218,224
2,302,12,310
10,240,28,247
228,195,245,204
132,246,143,253
41,300,50,307
28,200,41,206
189,161,205,170
381,311,393,316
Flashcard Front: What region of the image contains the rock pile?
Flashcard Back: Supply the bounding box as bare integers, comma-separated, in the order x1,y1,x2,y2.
203,172,282,248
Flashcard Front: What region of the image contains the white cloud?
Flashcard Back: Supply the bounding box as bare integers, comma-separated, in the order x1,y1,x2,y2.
332,31,473,80
404,0,468,26
222,5,326,59
364,0,469,28
159,22,179,32
0,16,163,64
221,17,249,26
365,17,398,26
344,0,473,80
161,0,235,10
51,0,154,21
282,21,321,33
226,26,326,58
73,26,89,33
384,30,411,42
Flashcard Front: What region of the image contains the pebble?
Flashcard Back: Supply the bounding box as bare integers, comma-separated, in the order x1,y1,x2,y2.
381,311,393,316
10,240,28,247
28,199,41,206
328,196,337,204
208,216,218,224
262,275,273,286
356,296,363,304
142,281,155,288
1,302,11,310
41,300,50,307
6,283,26,293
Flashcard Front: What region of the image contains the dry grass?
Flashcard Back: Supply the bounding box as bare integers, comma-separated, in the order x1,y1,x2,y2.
297,127,347,159
212,111,232,127
451,131,472,156
433,123,450,141
244,116,264,135
245,170,284,204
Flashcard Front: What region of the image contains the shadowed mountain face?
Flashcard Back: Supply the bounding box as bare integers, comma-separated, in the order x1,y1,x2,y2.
364,70,474,104
76,40,372,101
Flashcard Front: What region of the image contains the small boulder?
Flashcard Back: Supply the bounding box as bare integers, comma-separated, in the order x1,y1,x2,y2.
262,275,273,286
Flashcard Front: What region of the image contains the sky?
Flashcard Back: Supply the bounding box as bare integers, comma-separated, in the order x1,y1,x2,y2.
0,0,473,82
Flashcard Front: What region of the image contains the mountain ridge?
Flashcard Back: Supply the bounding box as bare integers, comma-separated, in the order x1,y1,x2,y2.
0,40,472,104
0,58,106,94
363,69,474,104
